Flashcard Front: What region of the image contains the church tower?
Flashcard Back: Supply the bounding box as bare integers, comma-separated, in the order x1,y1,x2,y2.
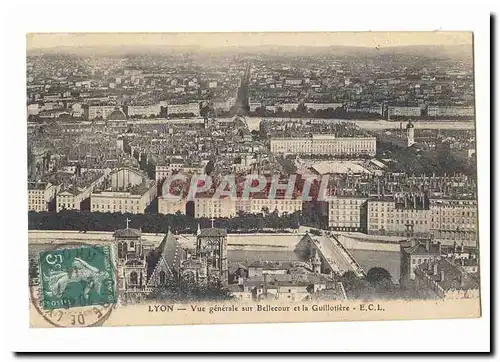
113,218,147,302
196,227,228,285
312,250,322,274
406,121,415,147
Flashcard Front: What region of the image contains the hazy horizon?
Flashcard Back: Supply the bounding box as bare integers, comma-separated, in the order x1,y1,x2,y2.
27,32,473,50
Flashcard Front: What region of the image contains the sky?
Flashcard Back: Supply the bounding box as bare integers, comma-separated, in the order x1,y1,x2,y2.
26,32,473,50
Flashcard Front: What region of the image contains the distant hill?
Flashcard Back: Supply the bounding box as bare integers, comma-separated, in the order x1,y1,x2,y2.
379,44,473,60
27,43,473,60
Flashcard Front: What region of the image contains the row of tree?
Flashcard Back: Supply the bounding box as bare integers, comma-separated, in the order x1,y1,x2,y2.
377,139,474,176
215,107,382,119
339,268,437,300
28,208,326,234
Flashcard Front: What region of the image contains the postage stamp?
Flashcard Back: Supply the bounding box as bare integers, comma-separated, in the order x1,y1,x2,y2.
38,245,116,310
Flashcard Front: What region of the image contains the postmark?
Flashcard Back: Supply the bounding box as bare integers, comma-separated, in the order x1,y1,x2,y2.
30,242,118,327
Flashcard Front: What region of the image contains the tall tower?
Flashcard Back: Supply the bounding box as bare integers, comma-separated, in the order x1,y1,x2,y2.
113,218,147,301
196,228,228,285
312,251,322,274
406,121,415,147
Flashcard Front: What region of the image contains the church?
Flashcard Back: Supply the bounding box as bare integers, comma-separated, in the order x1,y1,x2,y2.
113,221,228,303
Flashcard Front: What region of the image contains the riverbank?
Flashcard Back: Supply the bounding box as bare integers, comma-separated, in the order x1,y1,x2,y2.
28,230,402,283
27,118,475,132
28,230,402,252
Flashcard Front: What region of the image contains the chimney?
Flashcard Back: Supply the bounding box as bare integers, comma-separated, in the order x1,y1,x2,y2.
440,270,445,282
433,263,438,275
459,273,465,288
425,239,430,252
437,241,442,255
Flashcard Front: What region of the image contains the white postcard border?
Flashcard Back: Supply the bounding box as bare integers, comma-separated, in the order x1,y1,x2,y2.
3,0,492,353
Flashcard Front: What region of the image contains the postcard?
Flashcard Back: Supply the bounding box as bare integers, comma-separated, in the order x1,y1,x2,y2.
26,32,481,328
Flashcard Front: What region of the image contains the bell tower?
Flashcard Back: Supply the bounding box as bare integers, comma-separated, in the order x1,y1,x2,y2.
113,218,147,301
196,227,228,285
114,218,143,261
312,250,322,274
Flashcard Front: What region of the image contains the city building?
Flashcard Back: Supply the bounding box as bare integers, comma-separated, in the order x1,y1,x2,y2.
414,258,480,299
387,106,421,119
90,167,156,214
56,170,110,212
327,197,368,232
27,103,39,116
167,195,304,219
194,196,237,218
28,181,60,211
281,103,300,112
427,105,474,118
126,104,161,118
367,197,431,237
155,164,203,181
167,103,201,117
429,198,478,247
246,197,303,216
305,102,343,111
85,105,119,120
158,196,186,215
269,135,377,157
400,238,442,285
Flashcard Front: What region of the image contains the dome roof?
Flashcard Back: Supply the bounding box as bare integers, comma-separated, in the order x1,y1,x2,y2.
108,108,127,120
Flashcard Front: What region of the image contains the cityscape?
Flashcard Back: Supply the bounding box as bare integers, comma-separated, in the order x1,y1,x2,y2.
27,33,479,306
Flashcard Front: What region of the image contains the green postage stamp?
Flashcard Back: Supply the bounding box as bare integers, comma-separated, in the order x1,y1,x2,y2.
39,245,116,310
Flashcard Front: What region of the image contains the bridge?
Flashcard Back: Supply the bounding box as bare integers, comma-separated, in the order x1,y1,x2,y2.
295,232,366,278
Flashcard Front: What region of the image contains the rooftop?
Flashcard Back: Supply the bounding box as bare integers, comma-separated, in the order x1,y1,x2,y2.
28,181,48,190
113,228,141,239
198,228,227,238
401,239,442,256
416,258,479,291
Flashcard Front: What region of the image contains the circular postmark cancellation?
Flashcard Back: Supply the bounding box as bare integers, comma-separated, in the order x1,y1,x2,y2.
29,241,119,327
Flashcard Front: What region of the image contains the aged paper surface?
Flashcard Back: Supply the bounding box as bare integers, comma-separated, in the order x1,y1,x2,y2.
27,32,481,328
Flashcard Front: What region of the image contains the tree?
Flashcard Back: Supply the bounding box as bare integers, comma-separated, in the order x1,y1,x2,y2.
338,271,374,299
205,160,215,175
28,209,306,234
366,267,392,286
297,103,307,113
